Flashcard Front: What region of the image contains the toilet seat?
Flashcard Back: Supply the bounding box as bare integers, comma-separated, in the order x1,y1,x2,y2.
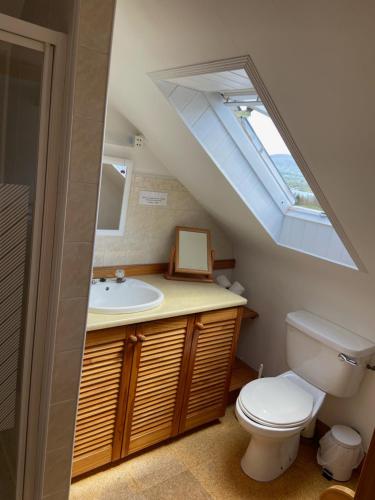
238,377,314,429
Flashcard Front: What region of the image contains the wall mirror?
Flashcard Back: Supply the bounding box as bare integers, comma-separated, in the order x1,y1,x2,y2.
166,226,214,282
96,156,132,236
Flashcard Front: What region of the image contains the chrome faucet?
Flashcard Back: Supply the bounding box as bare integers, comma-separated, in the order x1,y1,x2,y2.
115,268,126,283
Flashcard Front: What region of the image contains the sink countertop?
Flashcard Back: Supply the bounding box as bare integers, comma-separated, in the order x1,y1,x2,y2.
87,274,247,331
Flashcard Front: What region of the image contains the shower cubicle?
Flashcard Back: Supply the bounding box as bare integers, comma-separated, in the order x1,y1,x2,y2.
0,13,66,500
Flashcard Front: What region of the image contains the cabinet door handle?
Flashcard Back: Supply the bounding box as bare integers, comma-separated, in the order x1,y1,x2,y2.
129,335,138,343
195,322,205,330
137,334,147,342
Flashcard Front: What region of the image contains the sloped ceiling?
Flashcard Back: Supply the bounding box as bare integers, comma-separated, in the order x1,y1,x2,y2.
108,0,375,275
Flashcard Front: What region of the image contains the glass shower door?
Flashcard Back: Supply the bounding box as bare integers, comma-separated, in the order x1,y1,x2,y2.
0,30,50,500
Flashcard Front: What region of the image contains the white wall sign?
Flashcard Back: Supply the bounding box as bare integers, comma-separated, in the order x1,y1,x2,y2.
139,190,168,206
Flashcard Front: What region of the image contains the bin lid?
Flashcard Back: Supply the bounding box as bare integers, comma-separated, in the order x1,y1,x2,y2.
331,425,362,448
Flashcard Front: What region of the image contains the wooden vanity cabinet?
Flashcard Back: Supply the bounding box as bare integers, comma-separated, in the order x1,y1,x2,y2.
179,307,242,432
72,307,243,477
72,326,135,477
121,316,194,455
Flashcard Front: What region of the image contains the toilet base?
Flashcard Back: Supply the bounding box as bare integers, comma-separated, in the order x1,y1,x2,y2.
241,432,301,482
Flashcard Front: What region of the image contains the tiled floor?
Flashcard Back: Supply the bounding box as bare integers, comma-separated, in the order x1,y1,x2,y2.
70,407,359,499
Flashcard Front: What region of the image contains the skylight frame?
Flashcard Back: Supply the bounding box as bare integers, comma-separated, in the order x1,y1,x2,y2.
206,92,293,215
150,55,365,271
235,106,296,205
212,95,331,226
227,98,325,216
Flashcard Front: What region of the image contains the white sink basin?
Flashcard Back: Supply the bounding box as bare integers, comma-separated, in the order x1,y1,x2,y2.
89,278,164,314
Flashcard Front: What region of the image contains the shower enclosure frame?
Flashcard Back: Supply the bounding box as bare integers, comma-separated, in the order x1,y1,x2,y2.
0,13,67,500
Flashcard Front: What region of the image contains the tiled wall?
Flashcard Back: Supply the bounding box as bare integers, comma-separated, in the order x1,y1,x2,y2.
0,0,74,33
41,1,116,499
94,173,233,266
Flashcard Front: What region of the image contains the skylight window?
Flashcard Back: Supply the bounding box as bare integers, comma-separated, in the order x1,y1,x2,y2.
153,60,361,270
235,106,322,212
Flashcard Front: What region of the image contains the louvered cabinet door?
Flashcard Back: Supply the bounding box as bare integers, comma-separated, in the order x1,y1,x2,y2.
72,327,134,477
121,316,194,456
180,307,242,432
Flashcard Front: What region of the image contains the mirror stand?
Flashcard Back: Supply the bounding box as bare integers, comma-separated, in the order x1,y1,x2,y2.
165,245,215,283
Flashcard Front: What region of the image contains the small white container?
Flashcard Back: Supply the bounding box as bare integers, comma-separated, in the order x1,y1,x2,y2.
216,274,232,289
229,281,245,296
317,425,364,481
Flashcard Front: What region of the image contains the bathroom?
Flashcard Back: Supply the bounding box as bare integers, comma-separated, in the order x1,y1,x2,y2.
0,1,375,499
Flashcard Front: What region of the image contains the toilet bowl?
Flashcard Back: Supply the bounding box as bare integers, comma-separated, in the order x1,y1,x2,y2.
235,310,375,482
236,371,326,482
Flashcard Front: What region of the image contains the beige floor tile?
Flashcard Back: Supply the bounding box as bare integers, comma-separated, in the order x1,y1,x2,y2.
70,406,359,500
169,423,225,469
170,410,248,470
190,457,264,500
142,470,212,500
70,465,138,500
190,441,358,500
122,444,188,491
70,485,143,500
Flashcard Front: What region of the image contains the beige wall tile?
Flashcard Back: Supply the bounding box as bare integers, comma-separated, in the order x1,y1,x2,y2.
79,0,115,53
74,45,109,122
43,446,72,497
93,236,107,253
46,0,75,33
60,242,93,299
41,0,115,498
168,190,201,210
95,173,234,266
65,182,99,243
51,349,82,404
92,251,105,266
47,400,76,451
69,115,104,184
145,235,173,262
55,298,88,352
1,0,74,33
101,237,128,254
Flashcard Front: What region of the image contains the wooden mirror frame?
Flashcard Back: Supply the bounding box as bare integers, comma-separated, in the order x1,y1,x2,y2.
175,226,212,275
165,226,214,282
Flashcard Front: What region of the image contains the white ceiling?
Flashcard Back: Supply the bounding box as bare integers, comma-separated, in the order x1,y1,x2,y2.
165,69,253,93
107,0,375,277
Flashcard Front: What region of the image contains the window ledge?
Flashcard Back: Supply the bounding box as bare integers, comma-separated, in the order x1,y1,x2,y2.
286,206,331,226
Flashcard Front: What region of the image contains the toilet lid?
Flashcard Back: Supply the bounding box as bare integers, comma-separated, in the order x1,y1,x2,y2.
239,377,314,428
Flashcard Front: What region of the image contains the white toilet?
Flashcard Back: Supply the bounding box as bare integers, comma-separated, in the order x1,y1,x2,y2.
235,310,375,482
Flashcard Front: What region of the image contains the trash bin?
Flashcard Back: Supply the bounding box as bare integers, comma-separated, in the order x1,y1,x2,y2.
317,425,364,482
